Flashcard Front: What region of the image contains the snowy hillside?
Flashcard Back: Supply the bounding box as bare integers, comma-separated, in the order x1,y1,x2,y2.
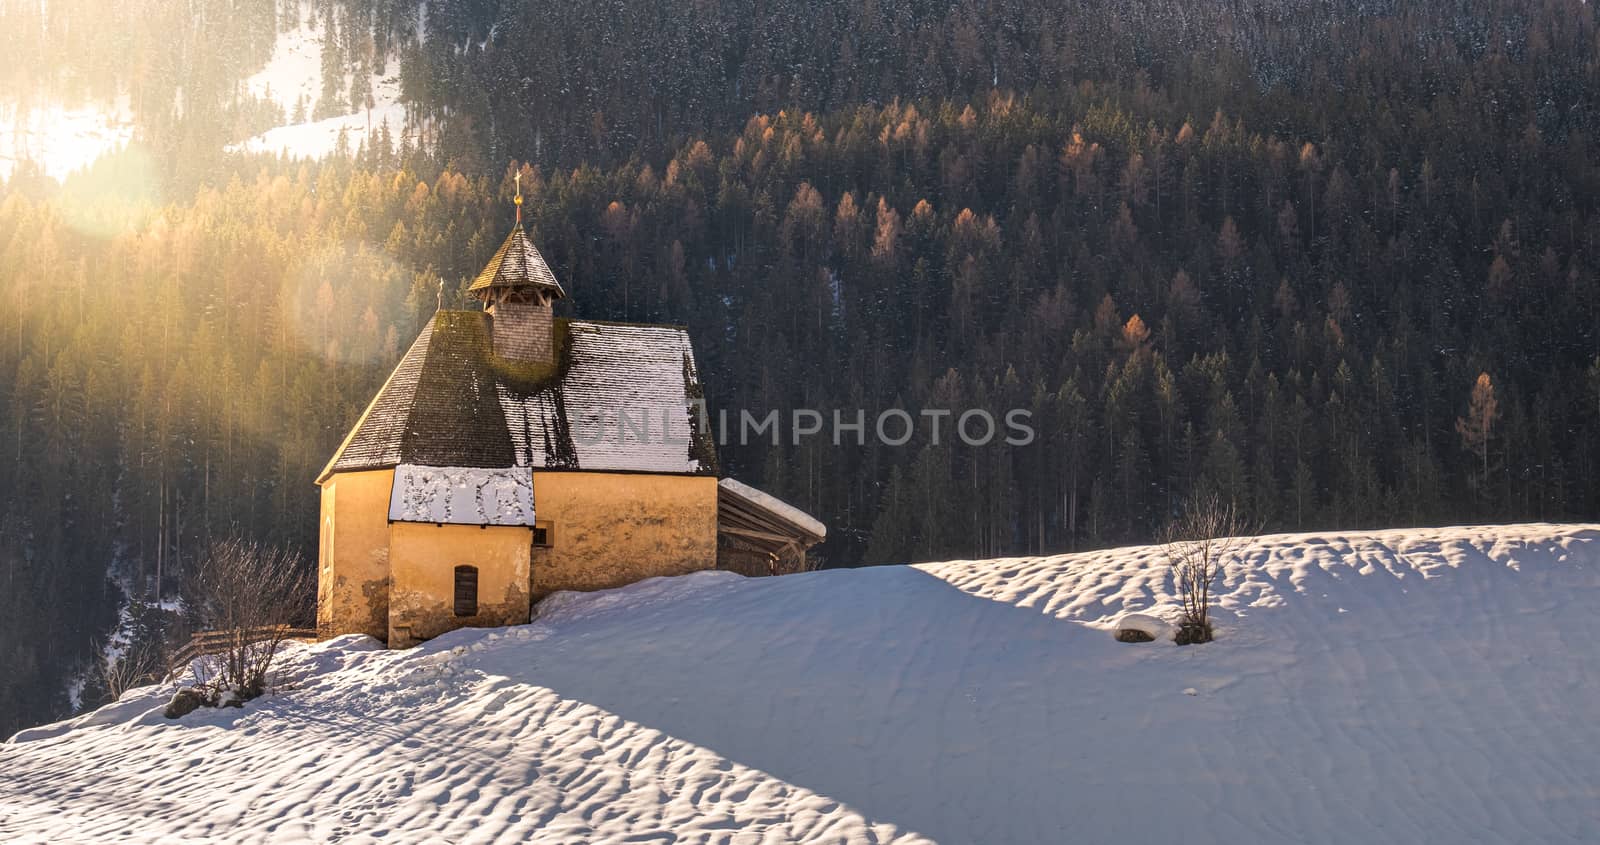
228,4,412,160
4,524,1600,843
0,96,135,182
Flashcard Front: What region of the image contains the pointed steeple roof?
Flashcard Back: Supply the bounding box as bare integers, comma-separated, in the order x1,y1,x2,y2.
467,227,567,299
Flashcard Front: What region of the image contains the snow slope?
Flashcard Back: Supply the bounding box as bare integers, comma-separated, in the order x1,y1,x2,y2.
4,524,1600,843
228,5,409,159
0,96,135,182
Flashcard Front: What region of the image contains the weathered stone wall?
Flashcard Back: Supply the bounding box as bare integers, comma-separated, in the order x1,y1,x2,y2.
490,300,554,364
387,522,532,648
317,469,394,642
530,471,718,598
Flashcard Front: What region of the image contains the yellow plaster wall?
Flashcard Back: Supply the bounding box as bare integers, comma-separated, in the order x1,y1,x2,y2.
316,482,335,633
317,469,394,641
387,522,532,647
530,472,718,598
318,467,716,647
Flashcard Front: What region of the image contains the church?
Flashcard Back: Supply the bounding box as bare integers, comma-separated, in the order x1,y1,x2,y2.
315,190,824,647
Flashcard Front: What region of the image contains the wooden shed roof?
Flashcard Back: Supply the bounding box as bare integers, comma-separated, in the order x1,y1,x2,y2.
717,478,826,558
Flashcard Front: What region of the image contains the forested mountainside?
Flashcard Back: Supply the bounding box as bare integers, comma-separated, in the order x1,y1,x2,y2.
406,0,1600,170
2,0,1598,735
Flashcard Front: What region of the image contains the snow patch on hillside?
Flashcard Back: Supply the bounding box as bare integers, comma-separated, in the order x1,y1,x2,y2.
0,96,135,182
229,4,409,160
4,524,1599,843
64,584,183,712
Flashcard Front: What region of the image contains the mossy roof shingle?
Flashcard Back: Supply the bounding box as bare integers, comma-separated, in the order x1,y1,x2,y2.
467,227,566,298
318,312,718,482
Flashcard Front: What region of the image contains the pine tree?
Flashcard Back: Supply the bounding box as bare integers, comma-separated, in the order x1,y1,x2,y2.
315,18,347,120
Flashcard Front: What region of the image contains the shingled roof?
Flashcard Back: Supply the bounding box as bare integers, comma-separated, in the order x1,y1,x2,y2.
317,312,718,483
467,227,566,298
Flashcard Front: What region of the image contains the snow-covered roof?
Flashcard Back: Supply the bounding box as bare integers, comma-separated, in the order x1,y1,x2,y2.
717,478,826,543
319,312,717,481
502,321,710,473
387,464,536,526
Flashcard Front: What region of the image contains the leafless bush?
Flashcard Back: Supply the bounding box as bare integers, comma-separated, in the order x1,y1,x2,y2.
1160,494,1256,644
91,640,165,705
185,537,313,700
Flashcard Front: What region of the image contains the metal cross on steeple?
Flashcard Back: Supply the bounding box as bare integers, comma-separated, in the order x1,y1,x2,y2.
514,171,523,224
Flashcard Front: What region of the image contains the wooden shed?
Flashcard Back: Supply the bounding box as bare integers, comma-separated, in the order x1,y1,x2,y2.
716,478,827,576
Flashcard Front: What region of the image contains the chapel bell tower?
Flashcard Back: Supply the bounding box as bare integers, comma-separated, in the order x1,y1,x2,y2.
467,174,568,365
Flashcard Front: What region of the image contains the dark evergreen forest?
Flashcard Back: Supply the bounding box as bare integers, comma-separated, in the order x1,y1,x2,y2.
2,0,1598,734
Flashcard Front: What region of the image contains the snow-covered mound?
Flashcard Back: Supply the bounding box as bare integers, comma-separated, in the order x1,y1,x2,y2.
4,524,1599,843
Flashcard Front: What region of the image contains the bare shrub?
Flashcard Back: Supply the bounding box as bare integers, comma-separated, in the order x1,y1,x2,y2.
91,640,165,705
185,537,313,700
1160,494,1255,644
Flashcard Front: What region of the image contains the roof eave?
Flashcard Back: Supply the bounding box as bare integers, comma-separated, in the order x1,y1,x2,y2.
315,316,437,485
466,278,568,299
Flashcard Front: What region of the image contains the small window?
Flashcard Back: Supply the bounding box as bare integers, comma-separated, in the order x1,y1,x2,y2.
453,565,479,617
532,522,553,547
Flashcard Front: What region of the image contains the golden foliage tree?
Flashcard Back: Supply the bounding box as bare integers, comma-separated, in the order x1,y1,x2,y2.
1455,372,1500,495
1120,314,1151,355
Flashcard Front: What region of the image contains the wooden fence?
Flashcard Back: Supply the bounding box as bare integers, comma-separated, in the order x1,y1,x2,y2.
166,625,319,680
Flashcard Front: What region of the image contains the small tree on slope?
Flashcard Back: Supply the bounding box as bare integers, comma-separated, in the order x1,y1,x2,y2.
185,538,313,701
85,639,165,709
1160,494,1254,644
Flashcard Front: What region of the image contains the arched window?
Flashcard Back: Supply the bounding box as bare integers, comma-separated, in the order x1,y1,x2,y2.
453,565,479,617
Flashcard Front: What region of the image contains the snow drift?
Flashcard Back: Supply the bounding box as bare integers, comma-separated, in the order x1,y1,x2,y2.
4,524,1599,843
